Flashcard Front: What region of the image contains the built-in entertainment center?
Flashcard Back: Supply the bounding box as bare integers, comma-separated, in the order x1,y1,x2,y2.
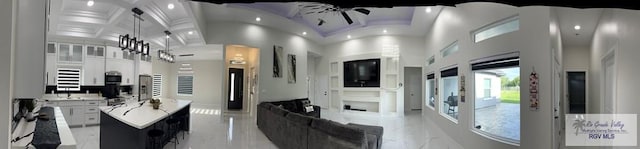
328,53,401,115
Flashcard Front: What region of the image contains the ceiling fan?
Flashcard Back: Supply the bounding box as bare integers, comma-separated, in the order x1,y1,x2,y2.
298,3,371,26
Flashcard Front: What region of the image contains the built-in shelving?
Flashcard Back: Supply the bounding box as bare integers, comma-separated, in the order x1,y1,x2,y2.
326,52,401,115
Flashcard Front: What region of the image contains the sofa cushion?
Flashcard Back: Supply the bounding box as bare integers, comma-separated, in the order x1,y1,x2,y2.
311,119,366,145
270,106,289,116
286,112,314,126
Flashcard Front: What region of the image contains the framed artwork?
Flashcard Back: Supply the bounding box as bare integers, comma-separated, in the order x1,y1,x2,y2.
273,45,283,78
287,54,296,84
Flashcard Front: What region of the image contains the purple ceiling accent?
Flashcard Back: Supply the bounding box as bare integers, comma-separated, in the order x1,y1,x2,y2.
229,3,415,37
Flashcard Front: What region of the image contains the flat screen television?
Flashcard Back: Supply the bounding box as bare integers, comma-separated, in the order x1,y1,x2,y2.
344,59,381,87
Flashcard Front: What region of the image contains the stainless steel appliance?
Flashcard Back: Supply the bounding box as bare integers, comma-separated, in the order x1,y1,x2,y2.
138,75,152,101
103,71,122,100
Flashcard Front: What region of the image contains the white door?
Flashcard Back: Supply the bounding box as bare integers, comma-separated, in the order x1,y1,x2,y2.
60,106,72,124
409,71,422,110
315,75,329,108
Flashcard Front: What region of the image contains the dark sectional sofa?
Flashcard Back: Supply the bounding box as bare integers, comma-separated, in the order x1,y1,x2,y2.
257,98,384,149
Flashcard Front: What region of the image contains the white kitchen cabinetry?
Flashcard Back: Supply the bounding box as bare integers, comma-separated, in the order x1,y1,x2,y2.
44,99,107,126
58,43,84,63
83,45,106,86
106,58,135,85
57,101,85,126
46,43,57,86
106,46,123,59
106,46,135,85
139,55,152,75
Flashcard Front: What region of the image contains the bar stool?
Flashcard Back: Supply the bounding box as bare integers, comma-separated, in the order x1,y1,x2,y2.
147,129,165,149
166,117,181,148
177,113,189,140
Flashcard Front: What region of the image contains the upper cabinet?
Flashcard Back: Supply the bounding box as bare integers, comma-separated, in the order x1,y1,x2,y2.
83,45,106,86
106,46,123,59
46,43,58,86
86,45,105,58
58,43,84,63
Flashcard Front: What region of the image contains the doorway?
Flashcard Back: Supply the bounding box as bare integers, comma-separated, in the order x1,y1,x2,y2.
223,45,260,112
228,68,244,110
404,67,423,112
566,71,587,114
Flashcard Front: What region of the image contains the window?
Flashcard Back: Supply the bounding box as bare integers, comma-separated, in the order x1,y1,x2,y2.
473,16,520,43
440,66,458,121
177,75,193,96
425,73,436,109
472,53,520,143
483,78,491,98
57,68,81,91
427,56,435,66
152,74,162,97
440,41,459,57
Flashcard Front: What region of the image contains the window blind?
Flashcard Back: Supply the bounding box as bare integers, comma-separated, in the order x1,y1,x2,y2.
152,74,162,97
177,75,193,95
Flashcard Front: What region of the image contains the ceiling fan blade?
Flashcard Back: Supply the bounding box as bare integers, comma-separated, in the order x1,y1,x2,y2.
341,12,353,24
318,19,325,26
353,8,370,15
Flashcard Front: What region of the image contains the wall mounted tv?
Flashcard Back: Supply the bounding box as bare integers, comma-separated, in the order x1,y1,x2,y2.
344,59,381,87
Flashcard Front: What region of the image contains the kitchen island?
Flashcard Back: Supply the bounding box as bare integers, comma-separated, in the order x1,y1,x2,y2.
99,98,191,149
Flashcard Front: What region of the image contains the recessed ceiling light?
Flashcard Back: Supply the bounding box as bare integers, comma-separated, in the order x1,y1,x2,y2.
383,29,387,33
255,17,261,22
168,3,175,10
574,25,581,30
87,0,94,6
302,32,307,35
188,31,193,35
347,35,351,39
425,7,432,13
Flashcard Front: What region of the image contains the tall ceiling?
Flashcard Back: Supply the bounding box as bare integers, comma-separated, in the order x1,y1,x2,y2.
554,8,603,49
48,0,206,50
202,2,443,45
48,0,609,60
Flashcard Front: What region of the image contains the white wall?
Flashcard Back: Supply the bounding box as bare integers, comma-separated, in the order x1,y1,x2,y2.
151,59,173,98
173,60,224,105
206,22,322,102
14,0,45,99
151,59,224,105
590,9,640,117
318,35,425,75
1,1,15,148
422,3,556,149
563,48,590,70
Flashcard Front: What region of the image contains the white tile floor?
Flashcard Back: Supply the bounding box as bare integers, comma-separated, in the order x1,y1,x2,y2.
71,104,463,149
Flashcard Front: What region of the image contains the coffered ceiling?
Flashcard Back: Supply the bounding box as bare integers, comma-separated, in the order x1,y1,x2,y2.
48,0,206,50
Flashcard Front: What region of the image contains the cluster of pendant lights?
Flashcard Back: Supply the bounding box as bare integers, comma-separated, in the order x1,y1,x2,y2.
158,31,175,63
118,8,151,57
117,7,175,63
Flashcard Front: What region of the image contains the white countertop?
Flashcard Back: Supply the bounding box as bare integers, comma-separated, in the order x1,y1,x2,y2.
11,107,76,149
40,94,106,101
99,98,192,129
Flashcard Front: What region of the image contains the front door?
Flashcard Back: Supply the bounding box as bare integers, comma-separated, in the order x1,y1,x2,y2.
228,68,244,110
567,72,586,114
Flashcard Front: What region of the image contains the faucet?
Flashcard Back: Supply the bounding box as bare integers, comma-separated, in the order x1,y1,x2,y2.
66,87,71,99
